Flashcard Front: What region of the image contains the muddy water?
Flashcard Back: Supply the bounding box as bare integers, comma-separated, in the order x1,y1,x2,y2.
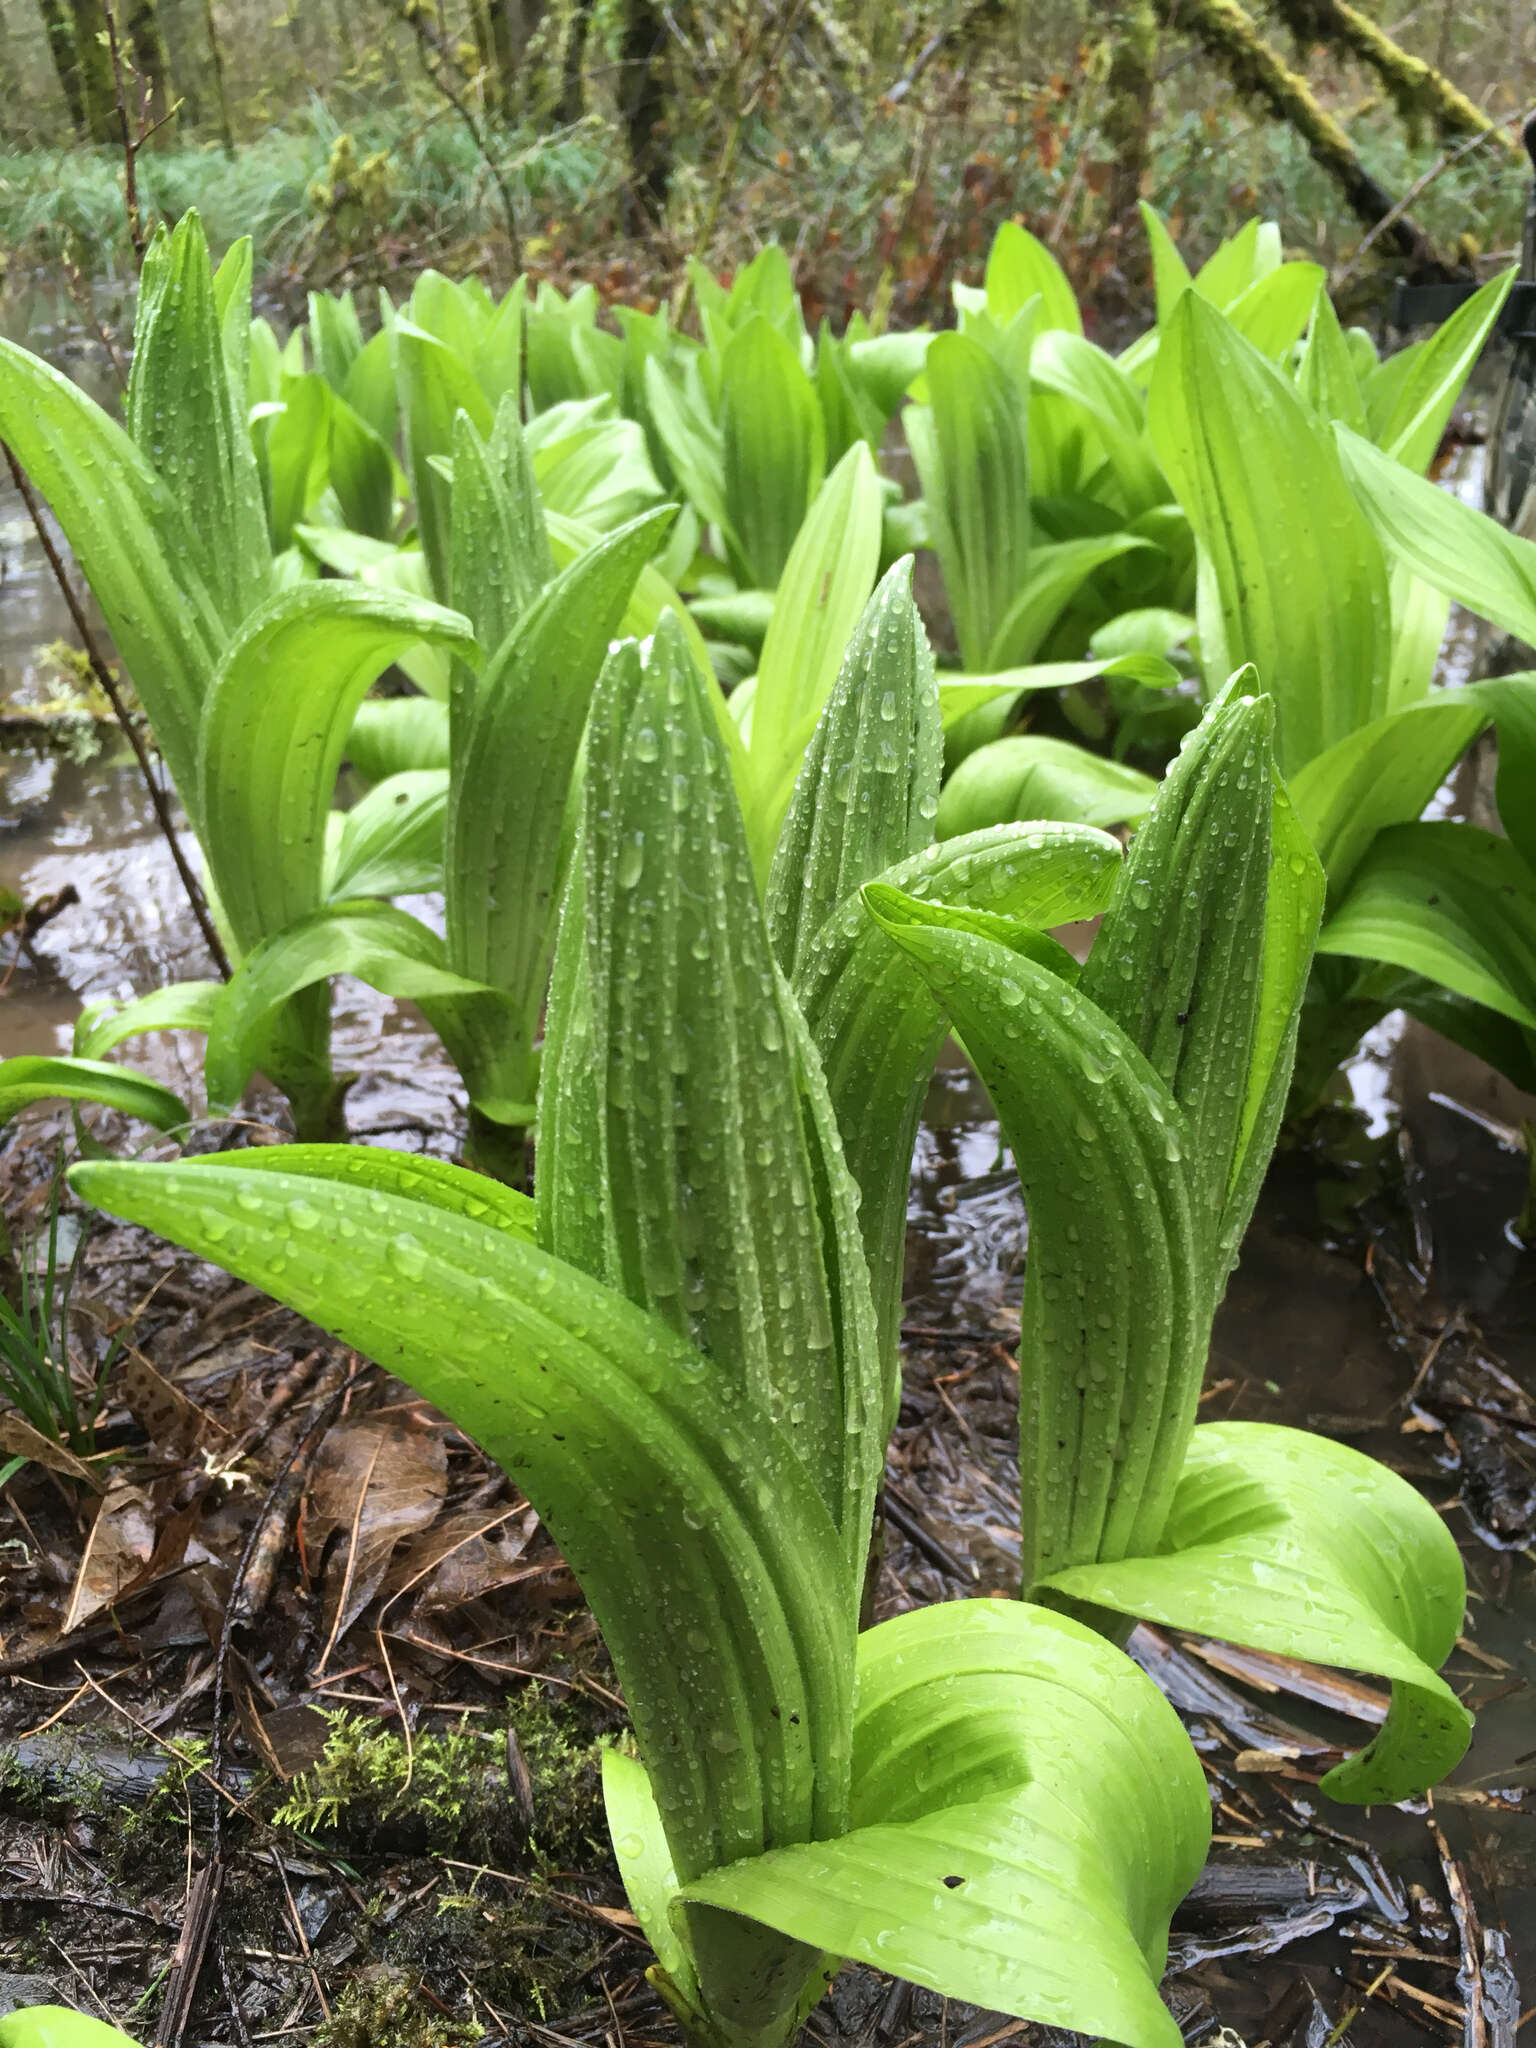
2,315,1533,2041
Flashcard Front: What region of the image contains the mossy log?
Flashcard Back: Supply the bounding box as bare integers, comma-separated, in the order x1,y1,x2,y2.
1150,0,1438,264
1274,0,1523,158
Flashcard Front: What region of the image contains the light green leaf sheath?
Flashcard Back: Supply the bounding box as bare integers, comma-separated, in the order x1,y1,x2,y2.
1149,293,1391,774
1318,821,1536,1029
196,581,476,953
0,2011,139,2047
866,887,1201,1582
797,827,1119,1390
0,1056,186,1135
202,900,495,1113
67,1152,853,1886
677,1600,1209,2048
1043,1422,1470,1804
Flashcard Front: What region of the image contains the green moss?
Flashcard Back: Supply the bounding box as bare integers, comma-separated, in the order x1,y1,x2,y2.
311,1970,478,2048
272,1693,604,1862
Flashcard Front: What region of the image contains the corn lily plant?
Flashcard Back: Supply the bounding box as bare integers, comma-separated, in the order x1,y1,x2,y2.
931,213,1516,846
70,596,1218,2048
71,581,1471,2045
1145,289,1536,1103
0,214,479,1140
868,678,1471,1803
0,2010,139,2046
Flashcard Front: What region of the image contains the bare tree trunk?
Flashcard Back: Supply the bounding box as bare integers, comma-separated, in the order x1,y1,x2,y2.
36,0,90,136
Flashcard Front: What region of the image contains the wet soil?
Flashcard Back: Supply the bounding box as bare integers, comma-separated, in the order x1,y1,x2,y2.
0,322,1531,2048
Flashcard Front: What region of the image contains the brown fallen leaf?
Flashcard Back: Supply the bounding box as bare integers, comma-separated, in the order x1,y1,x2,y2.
61,1480,157,1633
381,1503,540,1616
122,1350,228,1458
307,1416,447,1669
0,1414,106,1488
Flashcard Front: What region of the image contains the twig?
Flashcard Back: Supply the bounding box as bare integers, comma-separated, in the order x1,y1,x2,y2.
102,0,148,266
154,1858,224,2048
1336,110,1532,286
1,444,231,980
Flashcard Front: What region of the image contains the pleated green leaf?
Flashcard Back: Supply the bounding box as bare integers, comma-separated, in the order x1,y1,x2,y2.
203,899,492,1113
746,444,884,876
127,212,271,633
175,1140,537,1240
985,534,1154,670
324,770,450,901
1370,268,1515,474
984,220,1082,333
347,697,451,782
936,737,1157,837
765,559,940,980
197,581,475,953
799,825,1120,1382
866,886,1201,1581
0,1056,186,1134
0,338,222,810
1317,821,1536,1029
907,331,1032,674
444,506,675,1109
1149,293,1391,774
1338,425,1536,647
720,316,825,588
394,316,493,601
542,618,882,1567
1079,689,1278,1220
73,983,221,1062
1287,690,1491,892
679,1600,1209,2048
449,400,555,665
1295,289,1367,435
67,1153,853,1893
1042,1422,1470,1804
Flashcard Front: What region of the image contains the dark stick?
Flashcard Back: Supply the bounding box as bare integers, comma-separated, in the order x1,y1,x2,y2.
2,443,232,980
102,0,146,267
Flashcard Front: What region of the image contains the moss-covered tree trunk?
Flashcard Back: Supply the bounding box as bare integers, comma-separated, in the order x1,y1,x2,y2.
36,0,90,136
199,0,233,151
1102,0,1159,239
1273,0,1522,158
124,0,173,127
1149,0,1437,264
49,0,118,140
